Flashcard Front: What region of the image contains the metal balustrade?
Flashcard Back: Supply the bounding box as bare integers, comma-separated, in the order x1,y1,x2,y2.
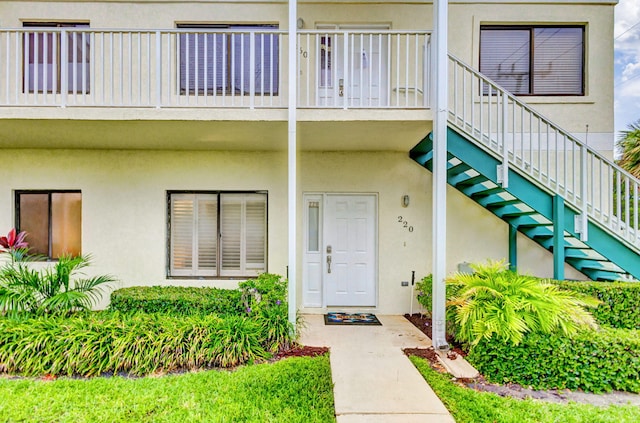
0,27,431,110
448,54,640,251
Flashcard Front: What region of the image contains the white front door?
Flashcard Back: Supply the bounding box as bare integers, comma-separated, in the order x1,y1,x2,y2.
317,25,389,107
301,194,377,307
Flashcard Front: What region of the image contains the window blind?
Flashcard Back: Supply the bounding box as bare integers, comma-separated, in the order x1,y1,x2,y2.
480,26,584,96
178,25,278,95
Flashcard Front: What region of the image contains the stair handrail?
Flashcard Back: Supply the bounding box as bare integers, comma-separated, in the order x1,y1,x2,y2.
447,53,640,251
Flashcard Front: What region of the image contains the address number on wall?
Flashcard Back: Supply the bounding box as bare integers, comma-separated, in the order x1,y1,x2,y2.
397,216,414,232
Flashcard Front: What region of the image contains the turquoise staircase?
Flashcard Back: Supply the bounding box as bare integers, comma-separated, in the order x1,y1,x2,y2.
410,55,640,281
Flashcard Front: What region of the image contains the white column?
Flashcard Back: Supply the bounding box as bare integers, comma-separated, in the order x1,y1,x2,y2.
432,0,449,351
287,0,298,329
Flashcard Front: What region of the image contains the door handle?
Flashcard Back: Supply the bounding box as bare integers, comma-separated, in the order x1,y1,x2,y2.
327,255,332,273
339,79,344,97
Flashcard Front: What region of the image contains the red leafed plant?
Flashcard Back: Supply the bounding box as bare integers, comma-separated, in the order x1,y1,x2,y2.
0,228,28,251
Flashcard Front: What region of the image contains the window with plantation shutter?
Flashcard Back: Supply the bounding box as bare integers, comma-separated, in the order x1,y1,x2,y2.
168,192,266,278
178,24,279,95
480,26,584,96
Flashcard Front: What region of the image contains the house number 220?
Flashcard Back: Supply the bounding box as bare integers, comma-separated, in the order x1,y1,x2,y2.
397,216,414,232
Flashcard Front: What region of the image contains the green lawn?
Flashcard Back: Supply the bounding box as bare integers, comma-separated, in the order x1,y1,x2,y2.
0,356,335,423
410,356,640,423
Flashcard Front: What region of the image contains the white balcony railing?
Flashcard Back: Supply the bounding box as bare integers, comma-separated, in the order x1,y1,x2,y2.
297,30,431,108
0,28,431,110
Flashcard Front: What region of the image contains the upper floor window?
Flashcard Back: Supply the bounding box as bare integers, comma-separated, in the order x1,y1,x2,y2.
480,25,584,96
169,192,267,278
177,24,279,96
15,191,82,259
23,22,90,94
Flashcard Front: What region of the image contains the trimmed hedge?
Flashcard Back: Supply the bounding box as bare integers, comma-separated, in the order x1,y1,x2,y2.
467,328,640,393
0,312,270,377
554,281,640,329
109,286,244,316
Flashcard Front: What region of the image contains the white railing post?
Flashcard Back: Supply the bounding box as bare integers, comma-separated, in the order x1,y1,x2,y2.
60,28,68,108
156,31,162,108
249,31,255,109
576,144,589,241
343,31,349,110
498,90,509,187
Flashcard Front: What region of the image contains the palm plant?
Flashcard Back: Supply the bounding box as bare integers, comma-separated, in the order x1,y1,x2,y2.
0,253,115,317
447,260,599,346
617,119,640,178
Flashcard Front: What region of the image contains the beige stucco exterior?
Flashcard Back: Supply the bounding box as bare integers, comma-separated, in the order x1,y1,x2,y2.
0,0,616,313
0,148,587,313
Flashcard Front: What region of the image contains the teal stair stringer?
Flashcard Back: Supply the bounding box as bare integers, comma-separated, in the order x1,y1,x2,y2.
410,127,640,281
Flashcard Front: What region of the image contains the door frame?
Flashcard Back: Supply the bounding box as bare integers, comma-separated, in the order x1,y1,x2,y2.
302,192,379,308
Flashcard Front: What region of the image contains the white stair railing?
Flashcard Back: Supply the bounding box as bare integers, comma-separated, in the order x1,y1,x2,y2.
448,54,640,251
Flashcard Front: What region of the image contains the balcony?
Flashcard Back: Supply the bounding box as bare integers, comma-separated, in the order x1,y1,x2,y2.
0,27,432,151
0,28,431,111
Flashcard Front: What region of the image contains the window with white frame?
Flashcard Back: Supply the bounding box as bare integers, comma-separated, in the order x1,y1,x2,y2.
177,24,279,95
168,192,267,278
479,25,584,96
23,22,90,94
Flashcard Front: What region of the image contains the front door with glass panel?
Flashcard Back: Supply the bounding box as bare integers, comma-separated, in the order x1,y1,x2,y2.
303,194,377,307
317,25,388,107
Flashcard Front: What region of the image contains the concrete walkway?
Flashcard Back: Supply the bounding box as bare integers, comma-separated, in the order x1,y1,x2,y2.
299,314,455,423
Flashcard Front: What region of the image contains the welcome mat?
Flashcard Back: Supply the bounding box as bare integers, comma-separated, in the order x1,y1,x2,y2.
324,312,382,326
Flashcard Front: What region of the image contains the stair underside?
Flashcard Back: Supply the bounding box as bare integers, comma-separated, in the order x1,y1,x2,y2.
411,127,640,282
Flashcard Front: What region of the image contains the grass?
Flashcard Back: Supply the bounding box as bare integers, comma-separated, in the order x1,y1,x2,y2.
0,356,335,423
410,356,640,423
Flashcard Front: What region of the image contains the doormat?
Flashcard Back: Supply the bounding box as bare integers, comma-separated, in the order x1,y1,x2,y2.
324,312,382,326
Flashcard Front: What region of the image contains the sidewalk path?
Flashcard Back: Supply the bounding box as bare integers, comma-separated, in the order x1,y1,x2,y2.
300,314,455,423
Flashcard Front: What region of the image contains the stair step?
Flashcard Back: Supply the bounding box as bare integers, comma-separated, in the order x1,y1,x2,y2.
476,193,519,208
447,163,473,177
564,248,600,259
581,269,626,281
493,205,536,218
505,214,548,228
450,173,486,187
460,183,502,197
566,259,618,271
520,226,554,239
539,236,572,250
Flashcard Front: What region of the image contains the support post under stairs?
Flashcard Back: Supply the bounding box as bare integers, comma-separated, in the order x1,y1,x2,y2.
553,195,565,280
508,224,517,272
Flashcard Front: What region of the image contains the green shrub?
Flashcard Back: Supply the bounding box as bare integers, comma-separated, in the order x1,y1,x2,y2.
0,254,115,317
0,312,270,377
415,274,463,317
109,274,297,353
240,273,296,352
109,286,244,316
467,328,640,393
554,280,640,329
447,260,599,346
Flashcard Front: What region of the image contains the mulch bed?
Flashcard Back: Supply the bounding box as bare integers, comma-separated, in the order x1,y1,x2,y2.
402,313,640,406
275,345,329,359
